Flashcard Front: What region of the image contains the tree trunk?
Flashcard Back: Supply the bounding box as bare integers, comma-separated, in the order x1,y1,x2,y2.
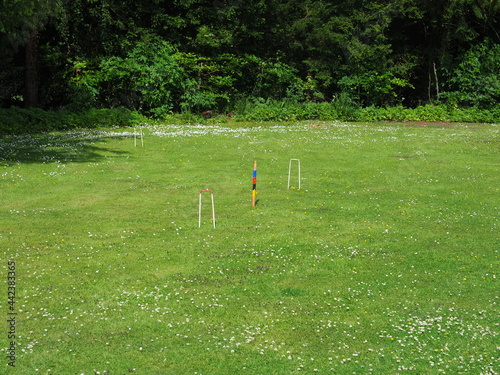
433,61,439,100
25,28,39,107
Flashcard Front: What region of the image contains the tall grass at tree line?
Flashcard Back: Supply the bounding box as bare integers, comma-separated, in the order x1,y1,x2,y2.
0,121,498,374
0,102,499,136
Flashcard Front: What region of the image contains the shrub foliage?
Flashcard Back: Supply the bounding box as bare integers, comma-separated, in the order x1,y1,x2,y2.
0,107,144,136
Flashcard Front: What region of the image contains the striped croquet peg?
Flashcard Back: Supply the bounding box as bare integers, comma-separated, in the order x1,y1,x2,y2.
252,161,257,207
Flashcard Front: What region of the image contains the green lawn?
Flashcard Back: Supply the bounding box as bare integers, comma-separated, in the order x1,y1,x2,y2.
1,121,498,374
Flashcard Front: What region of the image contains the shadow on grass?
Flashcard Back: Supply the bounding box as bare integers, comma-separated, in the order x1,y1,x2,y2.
0,131,132,165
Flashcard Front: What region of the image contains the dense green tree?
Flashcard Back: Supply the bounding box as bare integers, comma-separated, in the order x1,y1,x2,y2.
441,39,500,107
396,0,499,103
271,0,420,104
0,0,63,107
0,0,498,112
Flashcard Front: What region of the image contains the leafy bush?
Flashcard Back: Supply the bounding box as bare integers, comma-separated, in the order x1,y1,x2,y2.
235,99,341,122
1,103,497,137
331,92,360,120
356,104,500,123
441,40,500,108
234,100,499,123
338,71,413,107
176,53,304,114
70,36,184,118
0,107,144,136
303,102,338,120
175,53,236,113
69,45,305,118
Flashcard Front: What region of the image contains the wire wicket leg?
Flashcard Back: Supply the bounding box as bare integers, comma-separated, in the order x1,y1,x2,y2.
134,128,144,147
199,190,216,228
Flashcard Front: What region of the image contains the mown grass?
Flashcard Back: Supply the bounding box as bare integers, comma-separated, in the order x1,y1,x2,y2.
1,121,498,374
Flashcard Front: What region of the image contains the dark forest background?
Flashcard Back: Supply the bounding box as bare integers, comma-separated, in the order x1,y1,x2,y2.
1,0,499,122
